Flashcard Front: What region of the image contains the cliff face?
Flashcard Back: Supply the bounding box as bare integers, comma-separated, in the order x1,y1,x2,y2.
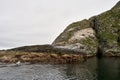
52,19,98,56
52,1,120,57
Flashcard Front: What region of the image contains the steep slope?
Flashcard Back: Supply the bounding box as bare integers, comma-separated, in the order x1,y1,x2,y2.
52,19,98,56
52,1,120,57
90,1,120,56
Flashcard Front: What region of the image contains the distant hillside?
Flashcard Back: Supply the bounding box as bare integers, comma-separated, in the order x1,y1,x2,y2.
8,45,85,54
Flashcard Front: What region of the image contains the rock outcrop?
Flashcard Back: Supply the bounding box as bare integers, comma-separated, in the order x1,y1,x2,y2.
52,1,120,57
52,19,98,56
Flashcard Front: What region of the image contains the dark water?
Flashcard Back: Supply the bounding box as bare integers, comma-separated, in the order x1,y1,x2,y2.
0,57,120,80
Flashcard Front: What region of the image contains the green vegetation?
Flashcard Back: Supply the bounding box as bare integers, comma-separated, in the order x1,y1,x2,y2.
64,19,90,31
52,1,120,57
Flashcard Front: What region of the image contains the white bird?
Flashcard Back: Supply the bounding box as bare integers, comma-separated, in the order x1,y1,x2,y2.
16,61,21,66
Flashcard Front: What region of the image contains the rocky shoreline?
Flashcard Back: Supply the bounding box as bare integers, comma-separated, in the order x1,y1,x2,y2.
0,50,85,64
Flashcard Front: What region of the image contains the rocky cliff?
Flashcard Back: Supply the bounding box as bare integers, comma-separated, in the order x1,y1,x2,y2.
52,1,120,57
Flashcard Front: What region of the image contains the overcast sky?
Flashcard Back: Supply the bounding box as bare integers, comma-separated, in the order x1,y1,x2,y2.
0,0,119,49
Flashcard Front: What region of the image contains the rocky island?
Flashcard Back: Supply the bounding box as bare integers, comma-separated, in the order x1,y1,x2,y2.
0,1,120,63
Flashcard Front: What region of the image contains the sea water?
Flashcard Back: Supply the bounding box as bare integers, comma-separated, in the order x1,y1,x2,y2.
0,57,119,80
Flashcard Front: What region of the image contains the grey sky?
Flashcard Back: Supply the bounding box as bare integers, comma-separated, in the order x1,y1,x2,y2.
0,0,119,49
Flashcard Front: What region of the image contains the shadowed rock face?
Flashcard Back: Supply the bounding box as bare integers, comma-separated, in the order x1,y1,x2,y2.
52,1,120,57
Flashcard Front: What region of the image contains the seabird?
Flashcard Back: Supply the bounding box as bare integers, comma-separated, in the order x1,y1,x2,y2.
15,61,21,66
